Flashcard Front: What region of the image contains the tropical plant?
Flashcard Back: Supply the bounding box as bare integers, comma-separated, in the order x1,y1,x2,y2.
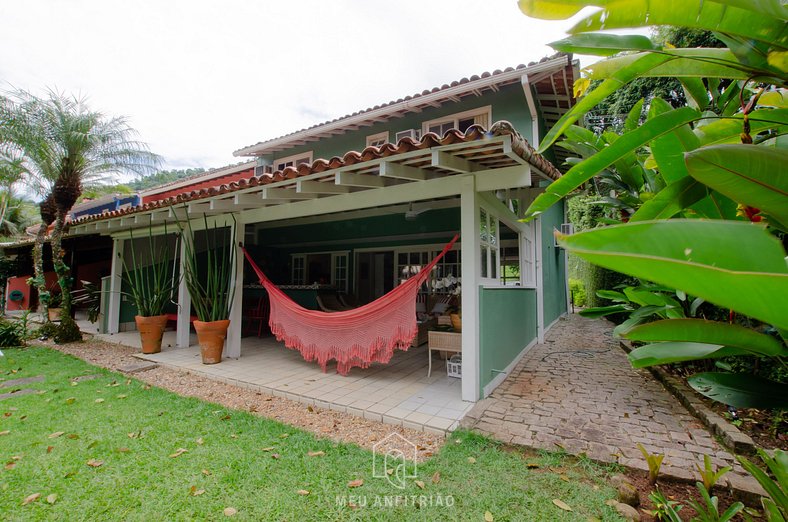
695,455,732,493
637,443,665,485
738,449,788,521
0,89,159,343
71,280,102,324
517,0,788,409
120,223,180,318
688,482,744,522
647,489,683,521
181,213,237,323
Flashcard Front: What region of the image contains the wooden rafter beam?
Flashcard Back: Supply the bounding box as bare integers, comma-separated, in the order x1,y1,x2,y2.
379,161,428,181
335,171,389,188
297,180,351,194
262,187,318,200
431,150,481,173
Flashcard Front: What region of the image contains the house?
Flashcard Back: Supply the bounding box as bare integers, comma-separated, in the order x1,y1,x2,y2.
5,53,578,411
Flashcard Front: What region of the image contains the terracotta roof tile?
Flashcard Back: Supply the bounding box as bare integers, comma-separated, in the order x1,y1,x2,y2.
70,121,559,227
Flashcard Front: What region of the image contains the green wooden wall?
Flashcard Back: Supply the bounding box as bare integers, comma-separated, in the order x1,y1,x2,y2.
540,201,568,326
265,83,533,164
478,287,537,394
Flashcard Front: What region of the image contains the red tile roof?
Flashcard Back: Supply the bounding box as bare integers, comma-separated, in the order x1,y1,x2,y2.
70,121,560,227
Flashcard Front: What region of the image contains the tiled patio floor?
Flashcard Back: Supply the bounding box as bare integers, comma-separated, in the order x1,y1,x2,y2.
96,325,472,435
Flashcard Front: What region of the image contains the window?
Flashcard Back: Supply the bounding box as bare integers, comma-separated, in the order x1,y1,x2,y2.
521,220,536,287
499,221,521,286
397,247,460,295
422,106,491,136
332,253,348,292
274,151,312,172
365,131,389,148
479,207,498,281
291,251,349,289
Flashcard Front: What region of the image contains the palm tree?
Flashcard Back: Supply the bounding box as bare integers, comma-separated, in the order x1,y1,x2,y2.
1,89,159,341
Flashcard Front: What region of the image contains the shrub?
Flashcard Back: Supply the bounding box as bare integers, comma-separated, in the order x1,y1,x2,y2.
569,278,586,307
0,319,25,347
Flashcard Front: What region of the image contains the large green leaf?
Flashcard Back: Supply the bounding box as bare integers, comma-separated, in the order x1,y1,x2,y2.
550,33,657,56
569,1,787,48
524,108,699,219
582,49,758,81
518,0,788,23
628,342,747,368
694,109,788,146
537,53,674,152
555,220,788,329
680,78,711,111
578,304,631,318
685,145,788,226
630,176,708,221
624,319,787,357
689,191,739,220
649,98,700,184
688,372,788,409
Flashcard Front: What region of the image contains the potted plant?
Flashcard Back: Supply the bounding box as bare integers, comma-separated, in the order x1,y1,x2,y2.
47,290,63,322
181,214,236,364
121,224,180,354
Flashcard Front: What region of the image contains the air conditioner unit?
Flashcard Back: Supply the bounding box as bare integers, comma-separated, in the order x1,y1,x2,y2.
553,223,575,248
395,129,422,142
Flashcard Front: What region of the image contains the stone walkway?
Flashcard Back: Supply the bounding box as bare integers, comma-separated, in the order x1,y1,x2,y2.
462,314,753,486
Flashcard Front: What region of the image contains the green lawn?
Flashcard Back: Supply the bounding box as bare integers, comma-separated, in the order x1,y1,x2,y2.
0,347,622,521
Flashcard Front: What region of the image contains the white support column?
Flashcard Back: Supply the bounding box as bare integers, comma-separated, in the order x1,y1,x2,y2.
224,215,245,359
107,238,124,334
176,231,192,348
535,216,545,343
460,175,480,403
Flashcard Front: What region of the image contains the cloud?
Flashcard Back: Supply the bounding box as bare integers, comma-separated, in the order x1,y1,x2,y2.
0,0,593,172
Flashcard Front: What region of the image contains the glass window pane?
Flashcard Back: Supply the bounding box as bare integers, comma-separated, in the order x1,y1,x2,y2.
480,246,488,278
480,208,488,243
490,249,497,279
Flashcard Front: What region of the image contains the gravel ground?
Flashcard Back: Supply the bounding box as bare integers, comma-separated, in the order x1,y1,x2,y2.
37,335,445,460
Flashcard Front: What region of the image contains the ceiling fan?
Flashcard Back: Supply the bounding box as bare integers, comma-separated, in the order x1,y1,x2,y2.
404,202,431,221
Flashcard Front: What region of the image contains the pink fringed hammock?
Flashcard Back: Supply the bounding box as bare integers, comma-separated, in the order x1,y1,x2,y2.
241,234,459,375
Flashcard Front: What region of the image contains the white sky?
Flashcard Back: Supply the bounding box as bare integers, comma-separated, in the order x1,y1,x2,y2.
1,0,600,173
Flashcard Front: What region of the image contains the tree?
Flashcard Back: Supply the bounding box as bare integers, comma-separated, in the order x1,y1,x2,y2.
1,90,159,342
127,167,205,191
518,0,788,408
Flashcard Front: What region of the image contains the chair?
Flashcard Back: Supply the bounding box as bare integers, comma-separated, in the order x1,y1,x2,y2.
338,292,358,308
316,292,351,312
242,296,269,337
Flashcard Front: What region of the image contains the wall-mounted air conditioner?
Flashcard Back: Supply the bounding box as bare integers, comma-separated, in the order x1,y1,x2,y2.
553,223,575,248
395,129,422,142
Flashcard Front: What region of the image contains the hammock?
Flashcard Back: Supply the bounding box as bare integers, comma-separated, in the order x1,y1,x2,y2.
241,234,459,375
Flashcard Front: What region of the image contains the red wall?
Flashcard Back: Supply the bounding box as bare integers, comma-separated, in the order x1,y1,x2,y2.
5,276,31,311
142,168,255,204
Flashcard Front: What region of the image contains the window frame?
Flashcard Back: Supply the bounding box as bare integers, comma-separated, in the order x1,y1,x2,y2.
273,151,313,172
365,131,389,148
422,105,492,136
290,250,349,289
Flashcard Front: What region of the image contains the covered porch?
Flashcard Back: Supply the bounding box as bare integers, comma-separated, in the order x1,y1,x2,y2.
68,122,564,411
79,316,468,434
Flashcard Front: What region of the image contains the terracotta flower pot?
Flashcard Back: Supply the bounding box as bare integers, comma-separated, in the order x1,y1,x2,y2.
48,308,62,322
194,319,230,364
135,315,169,354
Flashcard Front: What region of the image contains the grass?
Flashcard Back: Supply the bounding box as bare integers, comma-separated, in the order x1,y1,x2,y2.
0,346,622,521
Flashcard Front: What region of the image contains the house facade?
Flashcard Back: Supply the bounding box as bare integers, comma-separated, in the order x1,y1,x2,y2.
7,54,578,404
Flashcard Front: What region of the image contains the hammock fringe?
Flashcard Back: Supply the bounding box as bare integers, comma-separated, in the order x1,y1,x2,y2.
241,233,458,375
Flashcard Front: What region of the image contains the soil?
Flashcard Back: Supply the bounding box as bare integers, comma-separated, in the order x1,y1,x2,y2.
624,468,761,521
33,335,444,461
666,364,787,451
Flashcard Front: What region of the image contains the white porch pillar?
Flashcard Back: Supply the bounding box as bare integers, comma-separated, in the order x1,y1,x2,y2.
224,215,245,359
460,175,480,402
107,238,124,334
176,231,192,348
535,216,545,343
